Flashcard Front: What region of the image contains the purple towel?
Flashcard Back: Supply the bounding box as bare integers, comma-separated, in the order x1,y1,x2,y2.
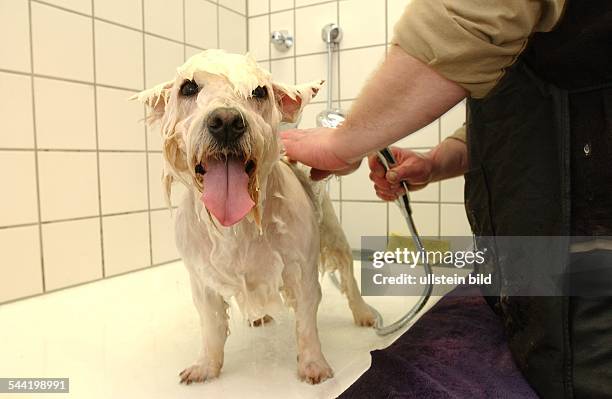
338,286,538,399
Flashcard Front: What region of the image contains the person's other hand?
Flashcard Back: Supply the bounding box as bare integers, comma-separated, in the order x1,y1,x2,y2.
368,147,433,201
281,128,360,180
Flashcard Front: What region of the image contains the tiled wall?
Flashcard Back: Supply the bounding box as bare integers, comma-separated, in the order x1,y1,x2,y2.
0,0,246,304
247,0,471,249
1,0,469,304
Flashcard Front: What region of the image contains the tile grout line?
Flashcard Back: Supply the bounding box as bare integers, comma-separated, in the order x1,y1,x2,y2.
245,0,250,52
182,0,187,60
216,1,221,48
267,0,271,63
0,208,179,231
26,0,46,293
31,0,247,21
249,0,337,18
0,148,163,153
292,0,297,85
0,258,182,307
142,0,154,268
91,1,106,278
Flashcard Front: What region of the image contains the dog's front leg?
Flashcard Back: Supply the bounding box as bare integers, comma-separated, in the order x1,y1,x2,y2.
287,276,333,384
180,281,228,384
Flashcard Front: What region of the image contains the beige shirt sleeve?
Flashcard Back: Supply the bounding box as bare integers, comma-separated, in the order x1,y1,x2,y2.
391,0,566,98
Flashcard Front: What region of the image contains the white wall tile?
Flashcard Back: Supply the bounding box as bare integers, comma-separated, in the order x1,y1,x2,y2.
185,0,218,49
219,0,246,15
31,2,93,82
94,0,142,29
186,46,205,59
327,176,340,200
99,153,148,214
0,226,42,303
389,203,439,237
440,204,472,236
270,0,292,12
342,162,379,201
147,153,165,209
339,45,385,99
34,78,96,150
42,0,91,14
441,176,465,203
102,212,150,276
150,209,179,264
341,201,387,250
219,8,246,53
0,0,31,72
144,35,184,86
270,58,295,85
295,0,329,7
147,120,164,151
339,0,385,49
270,10,294,59
0,72,34,148
295,53,337,103
394,120,439,148
295,2,337,55
143,0,183,42
0,152,38,227
410,181,439,203
148,153,187,208
441,100,466,139
297,102,326,129
95,21,144,90
248,15,269,60
97,87,145,151
248,0,268,16
387,0,411,40
42,218,102,291
38,152,99,221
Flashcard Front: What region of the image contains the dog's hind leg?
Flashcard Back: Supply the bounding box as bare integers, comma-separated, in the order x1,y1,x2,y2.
180,276,229,384
284,269,333,384
319,198,376,327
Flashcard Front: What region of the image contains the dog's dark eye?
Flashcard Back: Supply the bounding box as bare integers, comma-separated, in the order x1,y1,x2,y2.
180,79,199,97
251,86,268,99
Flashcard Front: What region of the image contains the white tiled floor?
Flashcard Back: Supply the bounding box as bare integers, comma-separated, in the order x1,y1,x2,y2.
0,261,440,399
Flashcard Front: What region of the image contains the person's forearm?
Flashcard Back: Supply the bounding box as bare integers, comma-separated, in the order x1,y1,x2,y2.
427,137,469,182
333,45,467,163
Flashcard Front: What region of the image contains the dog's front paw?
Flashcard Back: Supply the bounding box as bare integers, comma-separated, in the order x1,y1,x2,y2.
351,304,377,327
179,363,221,385
298,358,333,384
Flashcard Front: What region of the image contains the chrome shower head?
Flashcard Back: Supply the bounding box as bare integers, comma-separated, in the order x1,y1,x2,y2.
316,108,346,128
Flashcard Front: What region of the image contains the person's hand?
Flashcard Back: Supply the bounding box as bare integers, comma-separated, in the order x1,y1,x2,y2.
368,147,434,201
281,128,361,180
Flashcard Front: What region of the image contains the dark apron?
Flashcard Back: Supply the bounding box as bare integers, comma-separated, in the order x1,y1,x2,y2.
465,1,612,397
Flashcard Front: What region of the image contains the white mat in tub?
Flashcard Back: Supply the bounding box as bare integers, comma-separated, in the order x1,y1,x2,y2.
0,261,441,399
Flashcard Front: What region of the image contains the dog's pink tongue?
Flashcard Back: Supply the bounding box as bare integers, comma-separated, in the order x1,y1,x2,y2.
202,159,254,226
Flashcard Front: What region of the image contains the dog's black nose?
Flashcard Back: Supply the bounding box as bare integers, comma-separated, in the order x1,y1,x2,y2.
206,108,247,144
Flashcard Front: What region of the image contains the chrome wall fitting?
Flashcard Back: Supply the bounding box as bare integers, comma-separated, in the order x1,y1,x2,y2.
321,23,342,45
270,30,293,52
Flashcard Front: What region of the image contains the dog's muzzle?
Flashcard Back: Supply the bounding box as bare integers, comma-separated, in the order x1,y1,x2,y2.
206,107,247,147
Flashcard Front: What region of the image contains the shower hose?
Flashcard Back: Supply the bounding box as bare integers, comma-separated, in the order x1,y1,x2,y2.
329,147,433,336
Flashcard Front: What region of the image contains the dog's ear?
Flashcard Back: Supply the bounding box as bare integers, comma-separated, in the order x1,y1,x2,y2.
130,80,174,124
272,80,323,123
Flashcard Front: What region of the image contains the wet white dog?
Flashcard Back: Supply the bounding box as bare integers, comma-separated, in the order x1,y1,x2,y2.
134,50,374,385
